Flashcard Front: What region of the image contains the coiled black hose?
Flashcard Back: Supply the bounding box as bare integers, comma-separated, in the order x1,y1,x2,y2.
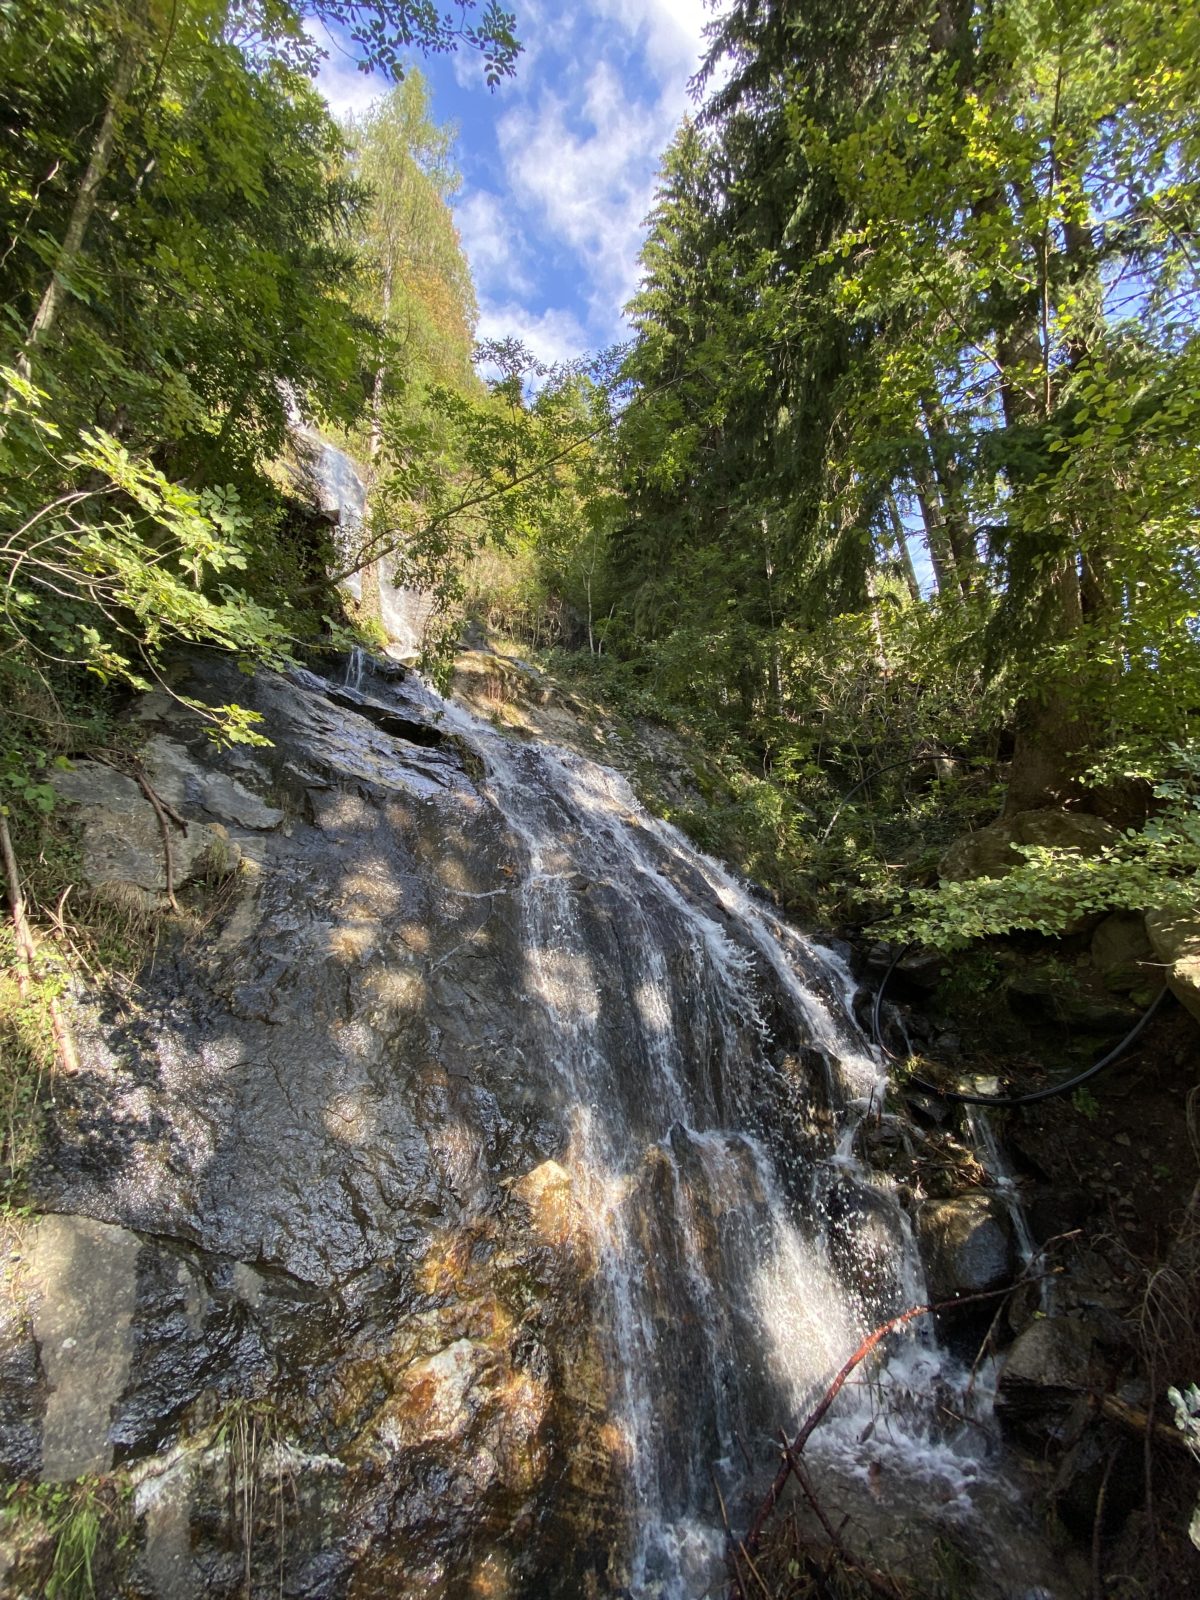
871,943,1171,1107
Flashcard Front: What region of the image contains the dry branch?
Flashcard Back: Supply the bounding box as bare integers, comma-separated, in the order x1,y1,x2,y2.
94,751,188,914
1099,1393,1194,1453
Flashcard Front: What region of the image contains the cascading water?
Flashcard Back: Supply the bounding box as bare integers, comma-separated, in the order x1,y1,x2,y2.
26,634,1086,1600
205,425,1074,1595
289,422,436,661
340,665,1039,1597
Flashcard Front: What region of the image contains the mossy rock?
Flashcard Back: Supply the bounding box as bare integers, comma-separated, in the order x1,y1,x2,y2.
939,810,1118,884
1145,910,1200,1024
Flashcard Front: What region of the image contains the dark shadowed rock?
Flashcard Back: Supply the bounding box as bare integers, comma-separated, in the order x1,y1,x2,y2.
997,1316,1106,1445
1090,913,1157,996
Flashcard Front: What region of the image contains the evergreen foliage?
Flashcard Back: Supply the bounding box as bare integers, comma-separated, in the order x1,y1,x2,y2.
553,0,1200,941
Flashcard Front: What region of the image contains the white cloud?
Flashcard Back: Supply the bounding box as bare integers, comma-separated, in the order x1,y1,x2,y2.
464,2,716,346
309,24,386,123
454,190,533,297
592,0,712,84
453,0,574,88
496,58,672,337
311,4,720,355
475,301,590,370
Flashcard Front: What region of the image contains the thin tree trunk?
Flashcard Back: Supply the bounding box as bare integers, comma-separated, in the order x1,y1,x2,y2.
886,492,922,603
912,460,955,599
1004,551,1089,813
21,24,141,372
865,566,889,673
920,395,977,595
359,265,393,626
368,265,393,466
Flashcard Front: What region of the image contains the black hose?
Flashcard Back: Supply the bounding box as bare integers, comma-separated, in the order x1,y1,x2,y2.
819,752,978,843
871,943,1171,1107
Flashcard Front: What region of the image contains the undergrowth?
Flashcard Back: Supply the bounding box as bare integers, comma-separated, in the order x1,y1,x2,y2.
534,645,1002,930
2,1475,133,1600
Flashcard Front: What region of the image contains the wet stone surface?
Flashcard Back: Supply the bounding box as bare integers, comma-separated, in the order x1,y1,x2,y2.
0,657,1083,1599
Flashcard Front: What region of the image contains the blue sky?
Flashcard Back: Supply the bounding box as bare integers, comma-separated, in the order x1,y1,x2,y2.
312,1,714,368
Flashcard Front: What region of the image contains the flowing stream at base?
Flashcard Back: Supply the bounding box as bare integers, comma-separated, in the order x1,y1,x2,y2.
321,656,1039,1598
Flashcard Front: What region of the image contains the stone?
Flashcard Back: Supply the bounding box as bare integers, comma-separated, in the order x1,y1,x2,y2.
1090,912,1158,995
0,1290,43,1479
24,1214,141,1479
142,735,283,830
1145,909,1200,1023
49,761,234,907
1005,964,1142,1029
998,1317,1104,1437
917,1193,1013,1301
939,809,1118,883
134,1454,199,1600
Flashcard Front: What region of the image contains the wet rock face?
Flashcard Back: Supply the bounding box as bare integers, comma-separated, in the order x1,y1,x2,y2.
8,656,858,1599
917,1194,1014,1302
4,664,598,1594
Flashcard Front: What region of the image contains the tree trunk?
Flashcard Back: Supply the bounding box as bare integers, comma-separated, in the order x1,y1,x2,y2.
359,265,393,627
368,265,393,466
920,395,977,595
22,24,141,372
912,458,956,599
886,492,922,603
865,566,889,673
1004,551,1091,813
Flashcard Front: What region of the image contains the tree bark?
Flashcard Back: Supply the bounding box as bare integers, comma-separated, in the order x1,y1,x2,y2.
912,456,956,599
920,395,977,595
1004,551,1091,813
368,264,393,467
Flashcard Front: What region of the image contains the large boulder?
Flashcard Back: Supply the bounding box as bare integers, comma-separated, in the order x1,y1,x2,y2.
1145,909,1200,1023
49,734,283,908
1090,912,1158,996
1005,961,1144,1029
997,1316,1106,1444
940,809,1118,883
49,762,234,909
917,1193,1013,1301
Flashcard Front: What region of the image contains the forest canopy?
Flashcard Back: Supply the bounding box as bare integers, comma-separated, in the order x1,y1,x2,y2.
1,0,1198,949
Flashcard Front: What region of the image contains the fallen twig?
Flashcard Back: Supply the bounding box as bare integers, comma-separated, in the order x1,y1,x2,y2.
1098,1393,1193,1453
93,751,188,914
133,770,186,914
0,812,79,1076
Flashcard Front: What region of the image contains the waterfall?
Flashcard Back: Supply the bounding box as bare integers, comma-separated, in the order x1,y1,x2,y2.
286,416,436,662
374,670,1013,1596
39,644,1073,1599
